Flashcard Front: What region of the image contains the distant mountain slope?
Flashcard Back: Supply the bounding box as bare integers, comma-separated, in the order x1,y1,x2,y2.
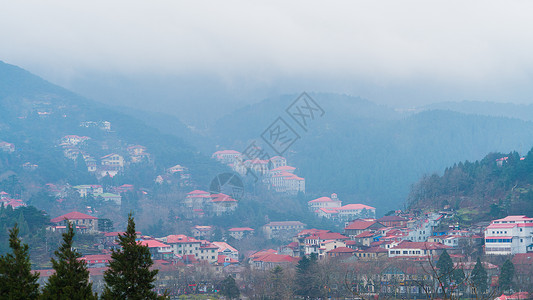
208,93,533,214
0,61,223,186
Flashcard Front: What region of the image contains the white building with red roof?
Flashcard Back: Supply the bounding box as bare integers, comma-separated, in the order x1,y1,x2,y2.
184,190,212,211
228,227,255,240
268,166,305,195
212,150,242,165
210,193,238,215
251,252,299,270
161,234,218,263
484,215,533,255
212,241,239,260
313,199,376,221
308,193,342,210
50,211,98,233
139,239,173,259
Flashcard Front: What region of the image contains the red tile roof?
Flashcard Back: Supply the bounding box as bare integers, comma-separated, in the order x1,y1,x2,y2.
309,196,335,203
345,220,377,230
252,253,298,263
165,235,200,244
139,239,170,248
229,227,254,232
327,247,356,253
392,241,450,250
51,211,97,223
337,204,376,210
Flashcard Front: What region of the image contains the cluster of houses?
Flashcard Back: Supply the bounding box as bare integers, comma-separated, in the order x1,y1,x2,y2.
0,191,26,209
59,134,152,178
35,209,533,297
212,150,305,195
154,164,191,186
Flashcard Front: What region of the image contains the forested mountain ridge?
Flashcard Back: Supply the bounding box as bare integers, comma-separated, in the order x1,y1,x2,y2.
408,149,533,223
205,93,533,214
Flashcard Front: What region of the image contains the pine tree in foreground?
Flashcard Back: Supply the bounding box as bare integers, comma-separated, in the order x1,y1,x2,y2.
41,221,97,299
471,257,488,295
102,213,159,299
436,249,454,287
0,223,40,299
499,259,515,292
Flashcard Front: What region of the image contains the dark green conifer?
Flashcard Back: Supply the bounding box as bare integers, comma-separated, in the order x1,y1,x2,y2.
0,224,40,299
102,213,159,299
471,257,488,294
436,249,454,287
41,221,97,299
499,259,515,292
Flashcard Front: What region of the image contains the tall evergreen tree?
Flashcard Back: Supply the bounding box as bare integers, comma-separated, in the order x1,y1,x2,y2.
499,259,515,292
41,221,97,299
102,213,159,299
295,253,323,298
471,257,488,294
436,249,454,287
269,266,286,300
0,224,40,299
220,275,240,299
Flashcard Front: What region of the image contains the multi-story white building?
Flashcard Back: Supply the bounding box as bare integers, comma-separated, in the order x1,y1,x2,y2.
308,193,342,211
212,150,242,165
484,215,533,255
161,234,219,263
268,166,305,195
270,156,287,169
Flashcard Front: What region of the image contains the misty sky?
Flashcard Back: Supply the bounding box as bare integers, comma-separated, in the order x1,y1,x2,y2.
2,1,533,123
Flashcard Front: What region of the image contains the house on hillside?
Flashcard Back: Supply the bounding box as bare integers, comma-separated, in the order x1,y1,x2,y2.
251,253,299,271
376,215,408,228
212,150,242,165
192,225,213,239
94,193,121,205
0,141,15,153
344,220,385,238
263,221,306,240
228,227,255,240
210,193,238,216
73,185,103,198
50,211,98,233
101,153,124,168
162,234,218,263
308,193,342,211
127,145,149,163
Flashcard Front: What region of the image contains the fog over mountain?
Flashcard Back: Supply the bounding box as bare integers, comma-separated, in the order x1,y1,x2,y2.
3,1,533,125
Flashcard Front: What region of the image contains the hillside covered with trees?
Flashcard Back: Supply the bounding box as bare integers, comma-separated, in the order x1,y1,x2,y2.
408,148,533,223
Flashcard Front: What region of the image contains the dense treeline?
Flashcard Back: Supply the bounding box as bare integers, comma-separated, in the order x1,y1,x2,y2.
409,147,533,220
